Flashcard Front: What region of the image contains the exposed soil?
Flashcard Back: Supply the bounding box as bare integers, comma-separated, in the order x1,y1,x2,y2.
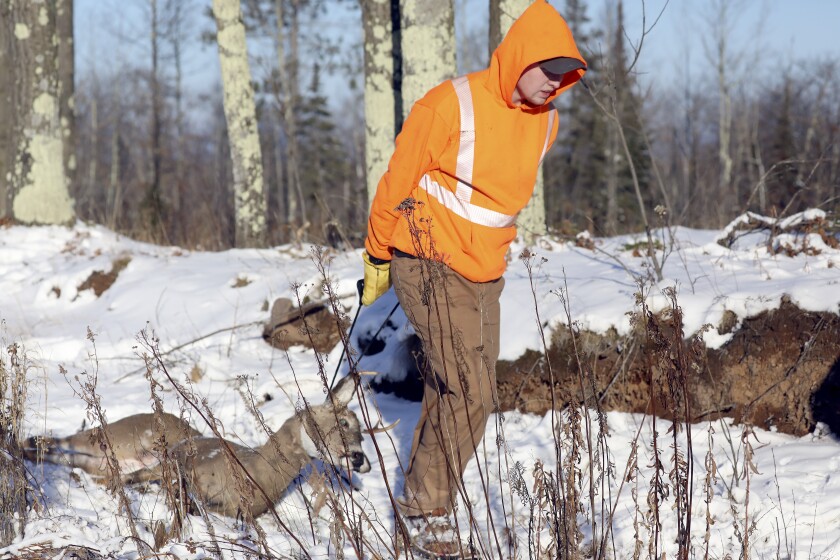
76,257,131,297
495,299,840,436
369,301,840,436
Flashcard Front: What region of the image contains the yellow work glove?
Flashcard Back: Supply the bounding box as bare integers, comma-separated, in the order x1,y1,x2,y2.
361,251,391,306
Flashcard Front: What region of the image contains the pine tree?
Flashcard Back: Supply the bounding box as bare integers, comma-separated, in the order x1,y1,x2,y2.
545,0,650,235
610,1,651,232
544,0,607,233
296,63,351,239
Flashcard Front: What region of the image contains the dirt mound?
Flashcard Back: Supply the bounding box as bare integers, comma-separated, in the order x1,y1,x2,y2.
367,300,840,436
495,300,840,436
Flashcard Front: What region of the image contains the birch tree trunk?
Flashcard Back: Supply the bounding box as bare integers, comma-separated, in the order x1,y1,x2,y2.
715,24,733,220
399,0,455,120
488,0,526,59
0,0,75,225
57,0,76,196
489,0,546,240
0,7,12,219
213,0,267,247
360,0,400,205
702,0,750,223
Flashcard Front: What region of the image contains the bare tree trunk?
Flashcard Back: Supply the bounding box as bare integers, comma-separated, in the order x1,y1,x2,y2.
271,0,287,236
144,0,166,234
701,0,762,223
274,0,304,233
168,0,186,222
360,0,400,205
605,110,619,232
831,129,840,206
350,86,366,231
57,0,76,197
715,22,733,214
88,94,99,207
751,102,767,212
108,107,123,230
796,76,827,202
488,0,526,58
0,0,75,225
285,0,306,235
0,5,11,219
213,0,267,247
603,1,621,234
399,0,456,119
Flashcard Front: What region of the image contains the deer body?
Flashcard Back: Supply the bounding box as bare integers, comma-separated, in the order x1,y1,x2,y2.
24,412,200,476
132,413,329,517
123,374,372,518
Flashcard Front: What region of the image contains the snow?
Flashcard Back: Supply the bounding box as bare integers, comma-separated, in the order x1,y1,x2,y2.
1,214,839,558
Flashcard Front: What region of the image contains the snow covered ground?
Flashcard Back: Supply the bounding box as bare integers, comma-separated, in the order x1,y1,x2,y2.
1,212,839,558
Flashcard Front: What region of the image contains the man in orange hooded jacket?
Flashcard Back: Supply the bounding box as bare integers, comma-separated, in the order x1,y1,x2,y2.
361,1,585,554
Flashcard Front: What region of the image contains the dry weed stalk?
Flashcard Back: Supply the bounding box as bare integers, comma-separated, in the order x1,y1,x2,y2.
520,249,581,559
738,424,760,560
703,423,719,560
63,328,152,555
141,355,194,549
631,284,710,559
556,272,618,559
137,329,311,559
627,436,644,560
0,342,31,546
307,245,415,558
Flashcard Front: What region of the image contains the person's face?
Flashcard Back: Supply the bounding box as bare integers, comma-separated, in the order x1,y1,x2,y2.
512,63,564,106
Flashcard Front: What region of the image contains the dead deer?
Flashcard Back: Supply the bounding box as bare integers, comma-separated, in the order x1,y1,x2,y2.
23,412,201,476
122,374,380,518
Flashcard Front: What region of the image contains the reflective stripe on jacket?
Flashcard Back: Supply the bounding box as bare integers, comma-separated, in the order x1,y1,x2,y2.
365,0,585,282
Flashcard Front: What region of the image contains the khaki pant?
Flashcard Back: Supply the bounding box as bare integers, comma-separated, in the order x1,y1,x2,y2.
391,253,504,516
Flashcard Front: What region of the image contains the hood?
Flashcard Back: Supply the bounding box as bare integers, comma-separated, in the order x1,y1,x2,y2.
486,0,586,108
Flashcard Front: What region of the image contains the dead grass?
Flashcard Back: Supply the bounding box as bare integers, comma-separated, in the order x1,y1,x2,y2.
16,238,817,559
0,342,31,547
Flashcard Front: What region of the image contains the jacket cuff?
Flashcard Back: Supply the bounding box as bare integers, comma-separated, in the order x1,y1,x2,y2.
365,253,391,266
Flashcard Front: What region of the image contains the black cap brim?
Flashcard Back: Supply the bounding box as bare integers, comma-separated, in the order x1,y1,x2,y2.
540,57,586,76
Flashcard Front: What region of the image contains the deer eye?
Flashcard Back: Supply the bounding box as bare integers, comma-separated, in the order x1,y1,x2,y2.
339,419,350,429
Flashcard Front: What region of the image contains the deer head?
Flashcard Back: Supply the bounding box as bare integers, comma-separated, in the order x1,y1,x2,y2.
298,373,372,474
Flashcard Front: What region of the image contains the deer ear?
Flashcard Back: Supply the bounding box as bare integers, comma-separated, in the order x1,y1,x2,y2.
328,374,359,407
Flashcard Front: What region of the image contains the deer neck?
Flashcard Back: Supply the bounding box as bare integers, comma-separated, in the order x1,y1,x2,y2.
258,415,312,473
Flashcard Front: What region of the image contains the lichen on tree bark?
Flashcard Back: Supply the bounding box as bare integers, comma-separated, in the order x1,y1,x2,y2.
213,0,267,247
361,0,399,205
2,0,75,225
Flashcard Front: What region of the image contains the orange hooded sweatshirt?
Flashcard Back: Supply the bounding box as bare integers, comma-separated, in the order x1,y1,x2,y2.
365,0,585,282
